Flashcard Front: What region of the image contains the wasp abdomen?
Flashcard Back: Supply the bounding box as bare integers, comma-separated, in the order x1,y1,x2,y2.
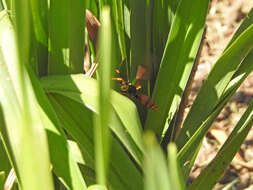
137,94,159,112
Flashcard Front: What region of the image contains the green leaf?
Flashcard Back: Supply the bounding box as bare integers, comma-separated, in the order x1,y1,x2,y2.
68,140,87,165
0,1,4,11
94,7,113,184
41,73,144,189
173,8,253,176
88,184,108,190
189,100,253,190
47,93,94,167
48,94,142,190
1,0,11,10
111,0,126,61
177,48,253,169
0,138,11,176
40,74,144,166
145,0,209,137
152,0,178,59
69,0,85,73
176,23,253,150
29,0,48,76
129,0,147,80
0,10,54,190
144,132,171,190
0,171,5,190
225,8,253,50
27,67,87,190
167,144,184,190
48,0,85,74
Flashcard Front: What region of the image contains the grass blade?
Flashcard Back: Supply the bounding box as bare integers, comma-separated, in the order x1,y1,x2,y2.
112,0,127,62
27,67,87,190
48,93,94,165
94,7,112,185
0,1,3,11
87,184,108,190
145,0,209,137
152,0,178,60
40,74,144,166
29,0,48,76
189,100,253,190
177,49,253,169
48,0,85,74
129,0,147,80
0,9,54,190
225,8,253,50
176,23,253,150
48,94,143,190
144,132,171,190
0,171,4,189
69,0,85,73
167,144,184,190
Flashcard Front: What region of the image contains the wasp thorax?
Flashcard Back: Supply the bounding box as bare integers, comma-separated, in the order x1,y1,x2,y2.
128,85,137,95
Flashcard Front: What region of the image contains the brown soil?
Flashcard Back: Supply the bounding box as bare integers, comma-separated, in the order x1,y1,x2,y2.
189,0,253,189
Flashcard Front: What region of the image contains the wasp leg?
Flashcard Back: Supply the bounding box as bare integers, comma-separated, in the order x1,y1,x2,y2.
120,92,128,96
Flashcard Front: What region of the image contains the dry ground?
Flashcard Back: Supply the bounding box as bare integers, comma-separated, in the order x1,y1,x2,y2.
189,0,253,189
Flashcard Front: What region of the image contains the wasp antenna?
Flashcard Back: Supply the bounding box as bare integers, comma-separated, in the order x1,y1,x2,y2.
114,69,126,82
112,77,124,82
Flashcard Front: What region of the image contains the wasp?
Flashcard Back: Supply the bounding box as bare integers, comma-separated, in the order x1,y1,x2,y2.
112,65,159,111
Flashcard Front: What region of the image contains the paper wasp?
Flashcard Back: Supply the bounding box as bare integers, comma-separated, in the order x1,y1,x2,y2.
112,65,158,111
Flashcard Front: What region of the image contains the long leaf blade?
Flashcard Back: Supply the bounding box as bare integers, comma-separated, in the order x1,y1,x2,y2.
40,74,144,166
48,94,143,190
145,0,209,137
0,10,54,190
189,100,253,190
177,50,253,168
27,67,87,190
94,7,112,185
144,132,171,190
48,0,85,74
176,23,253,150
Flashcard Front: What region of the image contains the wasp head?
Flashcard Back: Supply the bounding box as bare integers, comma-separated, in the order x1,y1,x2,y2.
120,81,129,92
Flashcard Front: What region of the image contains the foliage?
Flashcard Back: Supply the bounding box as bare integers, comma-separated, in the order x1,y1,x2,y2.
0,0,253,190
